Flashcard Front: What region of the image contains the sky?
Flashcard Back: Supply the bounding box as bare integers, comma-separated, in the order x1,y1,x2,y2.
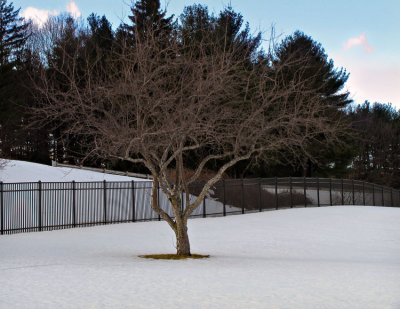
12,0,400,109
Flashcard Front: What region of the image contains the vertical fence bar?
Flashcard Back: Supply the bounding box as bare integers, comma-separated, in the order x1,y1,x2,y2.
317,177,320,207
329,178,332,206
38,181,42,231
303,177,307,208
275,177,279,210
241,178,245,214
341,179,344,205
372,184,375,206
223,180,226,216
158,183,162,221
362,181,366,205
390,188,394,207
381,186,384,206
0,181,3,235
289,177,293,208
352,180,355,205
72,181,76,228
131,180,136,222
259,178,262,212
202,196,206,218
103,180,107,224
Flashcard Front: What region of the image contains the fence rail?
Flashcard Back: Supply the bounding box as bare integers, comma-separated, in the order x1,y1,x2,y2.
1,178,399,235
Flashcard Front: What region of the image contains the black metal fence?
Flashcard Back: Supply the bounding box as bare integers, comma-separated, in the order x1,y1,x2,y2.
1,178,399,235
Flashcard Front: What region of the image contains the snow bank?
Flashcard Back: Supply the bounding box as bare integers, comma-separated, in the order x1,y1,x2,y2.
1,206,399,308
0,160,147,182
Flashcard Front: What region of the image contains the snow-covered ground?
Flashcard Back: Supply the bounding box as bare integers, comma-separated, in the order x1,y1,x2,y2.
1,206,399,308
0,159,146,182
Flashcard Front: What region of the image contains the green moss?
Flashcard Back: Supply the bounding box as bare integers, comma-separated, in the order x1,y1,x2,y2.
139,253,210,260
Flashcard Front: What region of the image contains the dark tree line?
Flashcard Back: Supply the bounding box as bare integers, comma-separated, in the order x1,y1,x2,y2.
0,0,399,189
349,102,400,188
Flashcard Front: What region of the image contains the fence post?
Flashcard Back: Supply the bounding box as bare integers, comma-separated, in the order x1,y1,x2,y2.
158,183,163,221
329,178,332,206
38,181,42,231
275,177,279,210
352,180,355,205
103,180,107,224
303,177,307,208
289,177,293,208
362,181,366,205
0,181,3,235
372,184,375,206
223,179,226,216
259,178,262,212
381,186,384,206
202,195,206,218
390,188,393,207
72,181,76,227
341,179,344,205
131,180,136,222
241,178,245,214
317,177,320,207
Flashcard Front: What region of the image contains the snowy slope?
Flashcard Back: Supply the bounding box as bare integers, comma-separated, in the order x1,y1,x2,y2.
0,160,240,218
0,206,399,308
0,160,147,182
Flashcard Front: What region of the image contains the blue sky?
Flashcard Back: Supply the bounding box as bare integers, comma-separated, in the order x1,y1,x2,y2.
13,0,400,108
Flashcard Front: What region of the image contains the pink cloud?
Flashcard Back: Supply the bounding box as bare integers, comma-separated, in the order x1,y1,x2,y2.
66,0,81,18
343,33,374,53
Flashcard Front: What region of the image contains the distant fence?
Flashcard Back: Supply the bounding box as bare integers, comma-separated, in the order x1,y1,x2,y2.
1,178,399,235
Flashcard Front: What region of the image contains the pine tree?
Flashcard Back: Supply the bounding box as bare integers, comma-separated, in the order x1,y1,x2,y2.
0,0,29,66
118,0,173,41
215,6,261,60
179,5,261,59
275,31,351,109
86,14,114,77
0,0,30,159
271,31,353,177
350,102,400,188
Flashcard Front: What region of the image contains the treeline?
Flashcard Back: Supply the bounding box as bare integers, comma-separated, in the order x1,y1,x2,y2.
0,0,399,188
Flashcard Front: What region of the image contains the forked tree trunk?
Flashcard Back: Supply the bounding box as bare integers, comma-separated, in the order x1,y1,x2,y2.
152,182,192,256
175,219,191,256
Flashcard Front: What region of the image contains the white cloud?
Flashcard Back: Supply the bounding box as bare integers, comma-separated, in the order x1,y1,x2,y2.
66,0,81,18
343,33,374,53
20,1,81,27
21,7,58,27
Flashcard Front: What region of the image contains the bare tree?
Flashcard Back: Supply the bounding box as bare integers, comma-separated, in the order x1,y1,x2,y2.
33,26,347,256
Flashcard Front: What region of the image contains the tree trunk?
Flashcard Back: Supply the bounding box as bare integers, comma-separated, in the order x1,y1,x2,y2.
175,219,191,256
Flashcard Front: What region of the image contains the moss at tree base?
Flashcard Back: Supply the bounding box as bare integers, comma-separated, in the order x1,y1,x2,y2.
139,254,210,260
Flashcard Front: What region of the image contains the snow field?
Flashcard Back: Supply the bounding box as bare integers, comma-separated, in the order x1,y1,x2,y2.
1,206,399,308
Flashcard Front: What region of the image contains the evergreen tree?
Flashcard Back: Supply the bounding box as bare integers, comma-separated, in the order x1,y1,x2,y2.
86,14,114,78
350,102,400,188
179,4,212,47
275,31,351,109
270,31,353,177
46,15,87,163
118,0,173,42
0,0,30,159
0,0,29,67
215,6,261,60
179,5,261,60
